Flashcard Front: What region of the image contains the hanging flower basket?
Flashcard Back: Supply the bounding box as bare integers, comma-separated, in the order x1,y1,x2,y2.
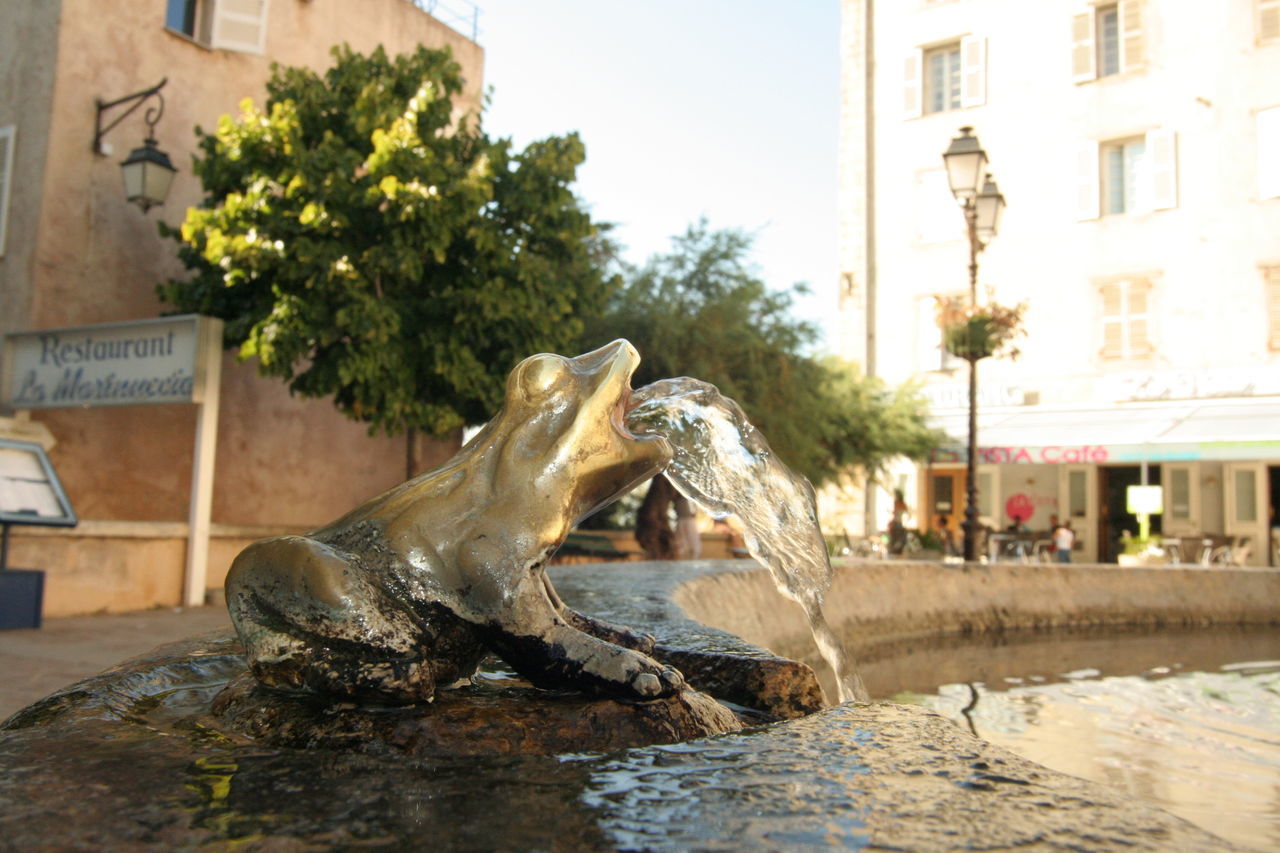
935,296,1026,362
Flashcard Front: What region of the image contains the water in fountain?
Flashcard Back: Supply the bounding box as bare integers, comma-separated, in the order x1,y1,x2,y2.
627,377,868,703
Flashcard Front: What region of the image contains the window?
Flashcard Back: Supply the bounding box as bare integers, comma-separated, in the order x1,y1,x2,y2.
1067,470,1088,519
1072,1,1144,82
1097,5,1121,75
1076,129,1176,219
1162,462,1201,536
164,0,269,54
1101,136,1144,215
0,125,14,258
1259,107,1280,200
904,35,986,119
1099,278,1154,361
1168,467,1191,520
1261,0,1280,44
925,44,961,114
1264,265,1280,351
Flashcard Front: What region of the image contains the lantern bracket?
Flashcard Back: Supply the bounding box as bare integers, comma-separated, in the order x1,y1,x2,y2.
94,78,168,155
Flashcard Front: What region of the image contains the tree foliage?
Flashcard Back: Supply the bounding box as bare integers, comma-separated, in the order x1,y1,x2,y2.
160,44,618,435
580,222,943,489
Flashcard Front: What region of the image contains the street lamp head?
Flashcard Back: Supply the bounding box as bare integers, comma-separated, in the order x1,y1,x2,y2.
94,78,178,214
974,173,1006,242
942,126,988,203
120,137,177,213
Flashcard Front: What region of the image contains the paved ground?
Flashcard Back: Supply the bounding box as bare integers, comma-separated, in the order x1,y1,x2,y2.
0,606,233,721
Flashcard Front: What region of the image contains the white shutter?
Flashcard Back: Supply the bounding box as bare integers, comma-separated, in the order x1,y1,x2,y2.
1146,128,1177,210
959,35,986,108
1075,139,1100,220
1119,0,1145,71
1071,10,1096,83
1258,107,1280,200
1260,0,1280,43
0,125,14,258
210,0,269,55
904,50,923,119
1265,265,1280,351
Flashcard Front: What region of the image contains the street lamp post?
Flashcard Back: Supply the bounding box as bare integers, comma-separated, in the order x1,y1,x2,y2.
942,127,1006,562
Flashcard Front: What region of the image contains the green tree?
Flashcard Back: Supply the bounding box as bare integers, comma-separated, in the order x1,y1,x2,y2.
579,222,943,553
161,44,618,436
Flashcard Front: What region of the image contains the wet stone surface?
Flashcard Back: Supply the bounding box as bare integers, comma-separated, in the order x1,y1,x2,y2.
211,666,744,757
0,562,1245,851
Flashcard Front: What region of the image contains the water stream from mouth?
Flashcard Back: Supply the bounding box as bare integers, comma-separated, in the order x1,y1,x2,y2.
627,377,868,703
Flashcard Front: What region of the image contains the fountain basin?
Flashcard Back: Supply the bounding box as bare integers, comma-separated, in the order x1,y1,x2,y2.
1,559,1263,851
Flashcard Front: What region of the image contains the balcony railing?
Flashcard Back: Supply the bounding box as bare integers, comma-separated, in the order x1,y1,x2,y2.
407,0,481,41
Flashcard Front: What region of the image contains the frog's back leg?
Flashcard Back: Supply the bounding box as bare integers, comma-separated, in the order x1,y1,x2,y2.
226,535,473,703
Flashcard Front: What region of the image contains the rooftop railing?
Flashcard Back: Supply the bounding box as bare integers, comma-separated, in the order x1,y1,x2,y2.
407,0,481,42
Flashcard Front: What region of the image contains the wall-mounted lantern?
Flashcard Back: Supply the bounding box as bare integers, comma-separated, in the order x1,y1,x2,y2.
93,78,177,213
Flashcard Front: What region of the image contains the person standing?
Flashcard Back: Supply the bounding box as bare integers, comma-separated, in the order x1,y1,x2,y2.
1053,520,1075,564
889,489,909,555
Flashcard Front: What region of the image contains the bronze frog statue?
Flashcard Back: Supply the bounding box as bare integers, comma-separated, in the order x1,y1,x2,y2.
225,340,684,704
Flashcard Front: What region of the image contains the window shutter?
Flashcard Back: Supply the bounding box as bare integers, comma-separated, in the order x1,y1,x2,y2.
1128,279,1154,357
1260,0,1280,43
1146,128,1177,210
1119,0,1145,71
210,0,269,55
904,50,923,119
1258,107,1280,200
0,125,13,258
1076,139,1100,220
959,36,986,108
1072,11,1096,82
1100,282,1124,359
1265,265,1280,351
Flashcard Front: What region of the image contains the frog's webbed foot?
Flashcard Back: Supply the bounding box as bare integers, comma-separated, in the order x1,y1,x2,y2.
483,619,683,700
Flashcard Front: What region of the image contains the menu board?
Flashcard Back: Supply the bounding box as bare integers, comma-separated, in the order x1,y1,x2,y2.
0,439,77,527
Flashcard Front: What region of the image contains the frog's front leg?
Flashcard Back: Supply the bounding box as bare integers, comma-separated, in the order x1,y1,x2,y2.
540,573,657,654
471,567,682,699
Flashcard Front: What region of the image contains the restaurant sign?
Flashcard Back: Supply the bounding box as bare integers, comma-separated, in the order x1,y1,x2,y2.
1,315,222,409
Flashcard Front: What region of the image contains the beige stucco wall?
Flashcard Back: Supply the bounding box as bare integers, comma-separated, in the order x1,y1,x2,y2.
2,0,484,614
0,0,60,337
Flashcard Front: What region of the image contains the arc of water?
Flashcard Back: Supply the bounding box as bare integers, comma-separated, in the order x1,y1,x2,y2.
627,378,869,703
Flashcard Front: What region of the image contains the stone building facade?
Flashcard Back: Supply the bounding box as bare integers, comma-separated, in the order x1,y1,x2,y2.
838,0,1280,564
0,0,482,614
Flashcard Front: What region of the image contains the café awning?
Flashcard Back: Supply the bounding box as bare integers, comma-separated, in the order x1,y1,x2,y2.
931,397,1280,464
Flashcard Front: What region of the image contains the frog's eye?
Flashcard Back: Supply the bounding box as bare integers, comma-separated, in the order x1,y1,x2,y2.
514,354,565,401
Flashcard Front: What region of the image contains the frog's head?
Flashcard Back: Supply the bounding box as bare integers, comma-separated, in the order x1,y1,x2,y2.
501,339,672,524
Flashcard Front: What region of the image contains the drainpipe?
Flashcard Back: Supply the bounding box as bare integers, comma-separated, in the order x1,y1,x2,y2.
863,0,878,538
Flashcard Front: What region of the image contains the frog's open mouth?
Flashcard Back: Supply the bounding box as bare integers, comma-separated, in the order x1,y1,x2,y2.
611,383,642,440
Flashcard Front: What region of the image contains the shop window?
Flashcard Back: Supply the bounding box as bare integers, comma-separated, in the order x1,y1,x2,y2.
1265,265,1280,351
1099,278,1154,361
1066,470,1088,519
1169,468,1191,521
1075,129,1177,219
1072,1,1144,83
165,0,269,54
0,125,13,258
1261,0,1280,44
904,36,986,119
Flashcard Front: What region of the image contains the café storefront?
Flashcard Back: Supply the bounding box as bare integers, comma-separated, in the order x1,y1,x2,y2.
923,397,1280,566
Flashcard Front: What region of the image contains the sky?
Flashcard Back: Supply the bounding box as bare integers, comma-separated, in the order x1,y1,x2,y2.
469,0,843,350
